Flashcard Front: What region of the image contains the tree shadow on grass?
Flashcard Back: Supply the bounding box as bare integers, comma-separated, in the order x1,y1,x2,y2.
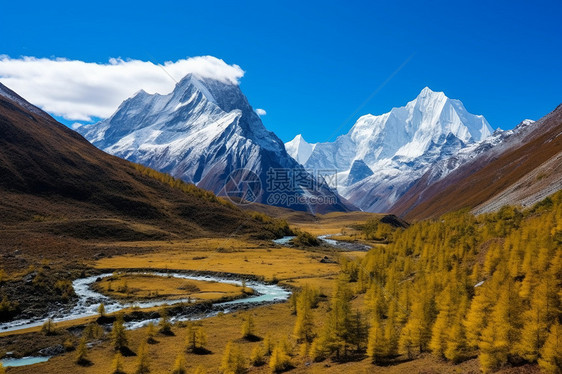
119,346,136,357
76,359,93,367
191,347,213,355
242,334,262,342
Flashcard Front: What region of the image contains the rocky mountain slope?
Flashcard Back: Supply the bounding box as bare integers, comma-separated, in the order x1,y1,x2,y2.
0,82,272,244
391,104,562,220
78,74,351,214
287,87,493,212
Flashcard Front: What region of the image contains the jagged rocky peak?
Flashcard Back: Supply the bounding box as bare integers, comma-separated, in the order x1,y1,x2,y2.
77,73,351,213
285,87,494,212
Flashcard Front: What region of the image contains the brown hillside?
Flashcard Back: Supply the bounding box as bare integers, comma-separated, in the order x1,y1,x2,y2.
0,83,268,258
391,104,562,220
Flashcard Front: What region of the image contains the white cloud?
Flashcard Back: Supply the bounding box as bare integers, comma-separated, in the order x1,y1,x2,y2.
71,122,83,130
0,55,244,121
256,108,267,116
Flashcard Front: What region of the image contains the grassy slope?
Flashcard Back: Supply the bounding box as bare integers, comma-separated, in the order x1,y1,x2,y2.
0,84,275,268
392,104,562,221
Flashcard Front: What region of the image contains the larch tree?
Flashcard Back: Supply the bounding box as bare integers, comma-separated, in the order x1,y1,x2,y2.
111,352,125,374
348,309,369,352
250,344,266,366
367,316,387,364
220,341,246,374
518,280,551,361
171,352,187,374
323,278,354,359
241,314,257,340
158,308,173,335
269,339,292,373
444,307,468,363
97,302,106,317
399,296,431,356
538,322,562,374
146,322,157,344
293,289,315,343
478,279,523,373
75,337,89,365
134,342,150,374
112,314,128,352
185,323,207,353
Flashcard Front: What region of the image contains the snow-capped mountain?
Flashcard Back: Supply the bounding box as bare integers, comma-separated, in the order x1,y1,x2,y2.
391,104,562,220
286,87,494,212
285,134,316,164
78,74,351,213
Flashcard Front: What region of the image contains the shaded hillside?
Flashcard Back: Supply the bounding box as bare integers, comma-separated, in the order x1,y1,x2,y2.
391,104,562,220
0,83,270,247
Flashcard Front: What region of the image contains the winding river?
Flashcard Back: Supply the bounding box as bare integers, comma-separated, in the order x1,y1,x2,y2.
274,234,371,251
0,272,290,334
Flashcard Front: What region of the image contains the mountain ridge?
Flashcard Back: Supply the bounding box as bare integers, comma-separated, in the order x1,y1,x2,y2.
287,87,494,212
0,82,273,243
78,74,353,214
390,104,562,220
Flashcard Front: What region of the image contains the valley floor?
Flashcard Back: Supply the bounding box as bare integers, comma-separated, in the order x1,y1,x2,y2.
0,213,543,374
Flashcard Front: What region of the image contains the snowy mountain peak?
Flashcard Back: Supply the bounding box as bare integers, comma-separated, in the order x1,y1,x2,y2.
417,86,443,98
285,134,316,164
77,74,350,213
287,87,494,212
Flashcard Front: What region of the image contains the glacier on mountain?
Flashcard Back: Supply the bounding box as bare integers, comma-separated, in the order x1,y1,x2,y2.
286,87,494,212
78,74,351,213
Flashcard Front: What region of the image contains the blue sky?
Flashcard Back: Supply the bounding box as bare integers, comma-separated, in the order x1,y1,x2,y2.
1,0,560,142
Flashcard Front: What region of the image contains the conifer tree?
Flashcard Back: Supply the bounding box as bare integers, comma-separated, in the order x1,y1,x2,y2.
241,314,256,339
250,345,266,366
41,317,56,335
538,322,562,374
83,322,104,340
321,278,353,359
293,290,315,343
98,302,106,317
158,308,173,335
171,352,187,374
309,338,325,362
269,340,292,373
220,341,245,374
478,279,522,373
518,280,552,362
429,310,449,357
111,352,125,374
399,297,431,355
464,285,493,348
185,323,207,353
444,309,467,363
134,342,150,374
262,333,274,356
112,314,128,352
298,342,309,359
146,322,157,344
384,313,399,357
367,316,387,364
348,309,369,352
75,337,89,365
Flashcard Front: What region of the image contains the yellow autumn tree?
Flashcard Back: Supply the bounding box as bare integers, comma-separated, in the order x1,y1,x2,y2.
538,322,562,374
220,341,245,374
